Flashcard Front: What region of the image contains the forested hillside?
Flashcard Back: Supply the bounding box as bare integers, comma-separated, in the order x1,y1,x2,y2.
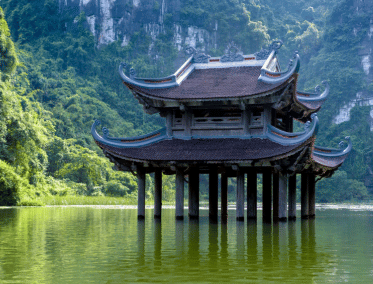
0,0,371,205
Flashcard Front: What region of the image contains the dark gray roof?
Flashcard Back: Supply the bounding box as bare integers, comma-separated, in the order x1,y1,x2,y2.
125,66,289,100
96,137,308,162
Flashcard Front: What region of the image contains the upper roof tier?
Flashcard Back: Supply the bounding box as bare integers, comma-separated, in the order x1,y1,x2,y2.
119,41,302,102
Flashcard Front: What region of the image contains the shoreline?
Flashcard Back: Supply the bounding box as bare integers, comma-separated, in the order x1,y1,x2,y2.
2,203,373,211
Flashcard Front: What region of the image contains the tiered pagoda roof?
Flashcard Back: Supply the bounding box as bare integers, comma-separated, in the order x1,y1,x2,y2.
92,41,351,178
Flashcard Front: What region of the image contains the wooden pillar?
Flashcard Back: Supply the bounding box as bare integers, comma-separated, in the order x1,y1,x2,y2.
166,113,172,137
188,168,199,219
137,167,146,220
263,106,271,134
278,174,287,221
308,174,316,218
262,170,272,223
243,108,250,135
247,171,257,220
154,169,162,219
221,172,228,221
284,114,293,132
209,167,219,222
301,173,309,219
288,174,297,220
185,110,192,137
175,168,184,220
236,171,245,221
273,172,279,221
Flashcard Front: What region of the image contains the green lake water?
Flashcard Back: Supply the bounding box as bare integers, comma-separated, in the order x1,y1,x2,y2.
0,205,372,283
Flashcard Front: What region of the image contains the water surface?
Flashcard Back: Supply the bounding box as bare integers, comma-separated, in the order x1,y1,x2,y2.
0,206,372,283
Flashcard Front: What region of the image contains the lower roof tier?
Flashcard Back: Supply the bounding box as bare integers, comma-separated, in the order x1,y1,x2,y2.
92,120,351,176
95,137,305,163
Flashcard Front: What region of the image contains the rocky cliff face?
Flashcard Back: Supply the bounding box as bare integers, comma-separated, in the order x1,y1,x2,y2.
58,0,215,53
333,0,373,126
59,0,373,127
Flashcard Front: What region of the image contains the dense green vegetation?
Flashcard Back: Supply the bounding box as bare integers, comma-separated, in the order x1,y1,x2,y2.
0,0,371,205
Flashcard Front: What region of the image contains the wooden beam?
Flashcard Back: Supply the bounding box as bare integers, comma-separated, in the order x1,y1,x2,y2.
137,168,146,220
209,167,219,222
154,169,162,219
247,171,257,220
273,172,279,221
308,174,316,218
288,174,297,220
221,172,228,221
262,170,272,223
166,113,172,137
301,173,309,219
188,168,199,219
175,168,184,220
278,174,287,221
236,171,245,221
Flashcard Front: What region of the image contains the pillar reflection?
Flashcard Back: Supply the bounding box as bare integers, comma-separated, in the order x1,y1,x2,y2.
236,221,245,260
175,219,185,259
247,220,258,273
208,222,219,273
137,219,145,267
154,219,162,268
262,222,273,274
272,222,280,265
188,219,200,268
288,220,297,269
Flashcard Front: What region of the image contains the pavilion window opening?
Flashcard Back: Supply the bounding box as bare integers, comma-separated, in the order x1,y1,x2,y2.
251,106,264,127
192,109,242,127
173,110,183,127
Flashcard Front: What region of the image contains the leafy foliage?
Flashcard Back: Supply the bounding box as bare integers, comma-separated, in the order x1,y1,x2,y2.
0,0,371,204
317,171,368,202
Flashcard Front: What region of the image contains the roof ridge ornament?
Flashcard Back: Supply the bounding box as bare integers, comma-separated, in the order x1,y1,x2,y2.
287,51,299,71
185,46,210,63
315,80,327,94
129,68,136,79
255,40,283,60
119,62,137,79
339,136,350,149
221,42,244,62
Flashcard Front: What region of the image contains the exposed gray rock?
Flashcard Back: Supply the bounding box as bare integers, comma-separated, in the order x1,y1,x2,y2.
58,0,215,53
333,0,373,126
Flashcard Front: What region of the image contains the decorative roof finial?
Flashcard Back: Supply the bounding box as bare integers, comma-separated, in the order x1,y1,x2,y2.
102,127,110,139
255,40,283,60
130,68,136,79
304,121,311,131
119,62,137,79
120,62,128,70
185,46,210,63
338,140,345,149
339,137,351,150
221,42,244,62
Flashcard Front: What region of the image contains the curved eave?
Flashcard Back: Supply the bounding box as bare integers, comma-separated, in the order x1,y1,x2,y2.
311,137,352,170
91,119,315,164
267,114,318,146
91,120,170,148
118,56,195,90
296,81,329,110
92,114,318,151
258,53,300,84
127,77,292,103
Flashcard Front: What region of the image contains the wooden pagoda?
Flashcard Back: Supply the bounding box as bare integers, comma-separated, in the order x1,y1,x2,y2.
92,41,351,222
